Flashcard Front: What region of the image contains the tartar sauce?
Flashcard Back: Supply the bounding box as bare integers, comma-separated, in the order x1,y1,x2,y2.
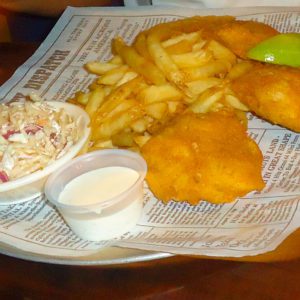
59,166,139,205
58,166,143,241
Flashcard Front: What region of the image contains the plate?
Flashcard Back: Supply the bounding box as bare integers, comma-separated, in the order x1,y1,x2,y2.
0,242,173,265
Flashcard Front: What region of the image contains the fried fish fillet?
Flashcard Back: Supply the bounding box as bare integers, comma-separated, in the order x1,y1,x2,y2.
231,63,300,132
215,20,278,59
141,110,265,204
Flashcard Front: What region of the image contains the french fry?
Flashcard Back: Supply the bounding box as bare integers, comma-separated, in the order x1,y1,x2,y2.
185,78,222,98
183,60,231,81
146,119,166,134
147,29,184,85
162,32,202,54
109,55,123,65
171,50,212,68
91,139,114,150
103,86,113,96
88,81,101,91
104,99,139,120
94,77,145,118
138,84,183,104
189,90,224,113
162,31,201,48
115,71,138,87
227,60,253,80
92,107,142,140
77,135,91,155
85,61,119,75
206,40,236,65
131,118,149,133
225,94,249,111
85,87,106,117
111,131,135,147
97,65,129,85
113,37,166,85
134,134,151,148
192,40,207,52
164,40,195,55
145,102,168,119
167,101,181,114
133,32,152,61
75,91,90,105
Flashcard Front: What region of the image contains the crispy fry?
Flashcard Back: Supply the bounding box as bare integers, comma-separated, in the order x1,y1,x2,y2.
185,78,222,98
189,89,224,113
225,94,249,111
116,71,138,87
85,61,119,75
97,65,129,85
85,87,106,118
162,31,202,54
74,91,90,105
92,106,142,140
183,60,231,81
133,32,152,61
109,55,123,65
91,139,114,150
145,102,168,119
167,101,181,114
206,39,236,65
130,118,149,133
111,131,135,147
161,31,201,48
138,84,183,104
134,134,151,148
170,50,212,68
147,28,184,86
226,60,254,80
94,76,145,117
113,37,166,85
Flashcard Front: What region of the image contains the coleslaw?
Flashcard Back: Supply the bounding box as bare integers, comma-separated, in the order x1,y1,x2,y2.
0,101,83,183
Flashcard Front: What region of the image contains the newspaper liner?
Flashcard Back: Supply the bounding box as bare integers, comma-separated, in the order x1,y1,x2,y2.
0,6,299,259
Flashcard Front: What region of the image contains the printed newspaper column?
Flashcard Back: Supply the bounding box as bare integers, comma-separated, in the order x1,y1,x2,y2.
0,197,111,256
118,187,300,256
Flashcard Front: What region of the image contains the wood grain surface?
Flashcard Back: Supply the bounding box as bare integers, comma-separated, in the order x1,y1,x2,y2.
0,42,300,300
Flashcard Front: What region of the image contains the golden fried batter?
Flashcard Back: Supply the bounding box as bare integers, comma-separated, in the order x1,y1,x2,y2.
231,63,300,132
216,20,278,58
141,111,265,204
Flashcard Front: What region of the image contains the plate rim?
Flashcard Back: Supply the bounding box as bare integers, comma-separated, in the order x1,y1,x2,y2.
0,242,174,266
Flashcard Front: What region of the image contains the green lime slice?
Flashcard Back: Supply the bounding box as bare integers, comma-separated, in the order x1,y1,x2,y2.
247,33,300,67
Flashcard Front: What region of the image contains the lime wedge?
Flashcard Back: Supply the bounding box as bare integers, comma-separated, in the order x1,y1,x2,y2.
247,33,300,67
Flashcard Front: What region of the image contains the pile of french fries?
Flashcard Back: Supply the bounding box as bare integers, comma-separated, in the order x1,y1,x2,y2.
70,16,251,151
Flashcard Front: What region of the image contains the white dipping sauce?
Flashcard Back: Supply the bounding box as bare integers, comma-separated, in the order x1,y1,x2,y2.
58,166,143,241
59,166,139,205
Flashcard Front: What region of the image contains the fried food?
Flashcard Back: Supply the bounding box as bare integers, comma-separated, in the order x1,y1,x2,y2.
216,20,279,58
70,15,287,204
231,63,300,132
74,16,252,151
141,110,265,204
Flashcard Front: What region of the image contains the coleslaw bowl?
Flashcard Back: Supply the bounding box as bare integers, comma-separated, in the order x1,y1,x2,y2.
0,101,90,205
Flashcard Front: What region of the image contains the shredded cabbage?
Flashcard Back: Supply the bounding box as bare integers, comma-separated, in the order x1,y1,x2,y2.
0,101,82,182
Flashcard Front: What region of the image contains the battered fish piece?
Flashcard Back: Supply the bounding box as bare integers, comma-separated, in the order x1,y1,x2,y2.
216,20,278,58
231,63,300,132
141,111,265,204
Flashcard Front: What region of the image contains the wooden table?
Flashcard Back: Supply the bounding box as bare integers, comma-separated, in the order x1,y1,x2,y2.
1,42,300,300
